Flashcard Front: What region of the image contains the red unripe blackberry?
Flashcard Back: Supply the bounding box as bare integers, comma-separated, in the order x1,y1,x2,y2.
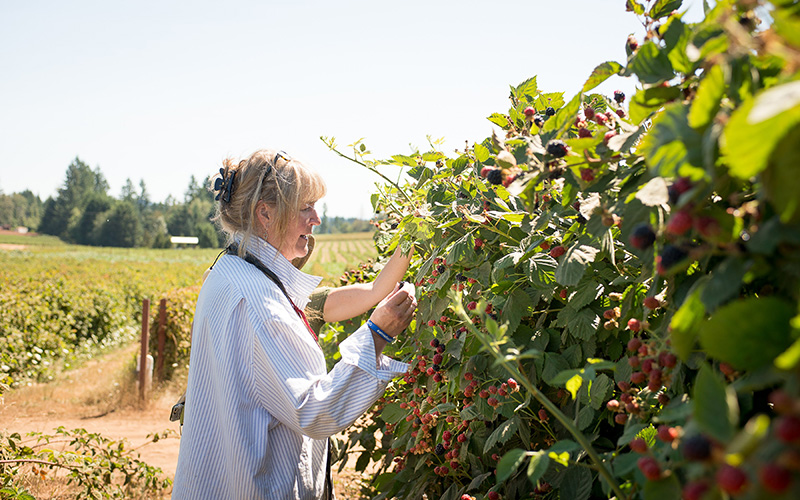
631,371,646,384
657,393,670,405
606,399,620,411
643,297,661,309
682,434,712,461
659,352,677,368
637,457,661,480
488,397,499,408
464,372,473,381
479,390,489,399
578,127,592,138
480,166,493,178
538,408,549,421
694,216,721,239
627,318,642,332
524,106,536,118
615,413,628,424
433,354,443,365
584,106,595,120
474,238,484,248
546,140,569,158
580,168,595,182
603,130,617,145
628,356,641,368
657,425,678,442
630,438,648,453
616,108,626,118
488,385,498,394
627,337,643,352
594,113,608,125
717,464,748,494
759,463,792,493
549,245,566,258
559,289,568,299
463,387,474,397
426,367,435,376
666,210,693,235
433,373,443,382
430,339,440,348
768,389,794,414
641,358,654,374
450,460,459,470
457,433,467,443
638,345,649,356
629,223,656,250
427,319,436,327
682,481,709,500
618,380,632,392
467,301,477,311
627,35,639,51
776,415,800,443
719,362,736,376
539,240,551,250
507,378,518,390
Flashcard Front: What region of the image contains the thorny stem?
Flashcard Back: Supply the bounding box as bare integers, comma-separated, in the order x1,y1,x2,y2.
321,138,414,204
450,292,628,500
0,458,78,471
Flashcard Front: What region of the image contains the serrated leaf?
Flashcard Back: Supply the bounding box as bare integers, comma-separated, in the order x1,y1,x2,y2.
560,466,592,500
474,143,491,163
568,280,604,310
488,113,509,129
638,102,704,179
626,0,645,15
513,76,539,103
501,289,533,336
688,64,725,129
496,448,526,483
635,177,670,206
700,258,747,312
626,41,674,84
648,0,682,19
527,451,550,485
526,253,558,287
380,403,406,424
629,86,683,125
467,472,492,491
589,374,613,410
724,82,800,179
693,363,736,442
555,244,600,287
485,419,520,454
582,61,623,93
669,287,706,361
567,308,601,341
699,297,795,370
544,92,582,135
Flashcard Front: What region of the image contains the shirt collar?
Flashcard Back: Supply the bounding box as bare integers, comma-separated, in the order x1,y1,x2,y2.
239,235,323,310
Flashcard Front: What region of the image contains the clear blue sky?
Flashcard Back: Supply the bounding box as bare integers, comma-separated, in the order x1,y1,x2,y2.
0,0,704,218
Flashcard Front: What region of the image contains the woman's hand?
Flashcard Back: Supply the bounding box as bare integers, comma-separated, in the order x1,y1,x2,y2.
369,282,417,340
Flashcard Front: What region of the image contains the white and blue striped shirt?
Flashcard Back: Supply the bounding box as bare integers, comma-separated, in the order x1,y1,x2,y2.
172,237,408,499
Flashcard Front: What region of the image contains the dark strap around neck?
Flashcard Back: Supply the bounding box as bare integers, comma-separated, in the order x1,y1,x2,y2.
226,244,318,343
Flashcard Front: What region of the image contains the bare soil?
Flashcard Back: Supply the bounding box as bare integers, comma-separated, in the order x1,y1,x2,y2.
1,342,372,498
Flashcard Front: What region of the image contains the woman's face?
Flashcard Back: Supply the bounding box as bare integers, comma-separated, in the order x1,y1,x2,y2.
269,202,321,262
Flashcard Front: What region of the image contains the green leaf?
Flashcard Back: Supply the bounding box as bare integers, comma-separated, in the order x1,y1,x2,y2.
626,0,645,15
485,419,520,454
699,297,796,370
724,81,800,179
763,123,800,224
555,244,600,287
693,363,736,442
776,335,800,370
560,466,592,500
501,289,534,336
526,253,558,286
548,451,570,467
544,92,582,135
589,374,613,410
487,113,509,129
626,41,674,84
380,403,406,424
567,308,601,341
629,86,683,126
638,102,704,179
700,258,747,312
648,0,682,19
566,373,583,399
669,287,706,361
496,449,527,482
526,451,550,485
582,61,623,93
663,17,693,74
642,475,682,500
688,64,725,129
474,143,491,163
635,177,670,207
513,76,539,103
618,423,647,446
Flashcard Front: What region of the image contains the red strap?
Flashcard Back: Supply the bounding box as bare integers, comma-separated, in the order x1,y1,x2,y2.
290,300,318,343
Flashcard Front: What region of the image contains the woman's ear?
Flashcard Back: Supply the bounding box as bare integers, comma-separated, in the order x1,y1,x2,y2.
255,201,271,232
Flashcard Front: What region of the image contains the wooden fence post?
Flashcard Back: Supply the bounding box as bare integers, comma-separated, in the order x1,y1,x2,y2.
156,298,167,382
140,299,150,401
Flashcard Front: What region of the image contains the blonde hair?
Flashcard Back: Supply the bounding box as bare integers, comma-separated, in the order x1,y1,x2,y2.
211,148,326,257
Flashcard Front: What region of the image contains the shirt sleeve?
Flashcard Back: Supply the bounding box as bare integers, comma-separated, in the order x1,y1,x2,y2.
250,305,408,440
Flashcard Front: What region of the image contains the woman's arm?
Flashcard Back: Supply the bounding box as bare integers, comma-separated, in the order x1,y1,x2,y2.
322,246,413,323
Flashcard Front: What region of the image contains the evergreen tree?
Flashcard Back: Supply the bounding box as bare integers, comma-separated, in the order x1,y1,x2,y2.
98,201,141,247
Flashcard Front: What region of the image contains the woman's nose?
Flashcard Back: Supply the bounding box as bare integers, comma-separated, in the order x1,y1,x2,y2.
309,209,321,226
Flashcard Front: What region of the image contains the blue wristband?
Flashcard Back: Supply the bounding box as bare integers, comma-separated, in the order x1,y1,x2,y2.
367,319,395,343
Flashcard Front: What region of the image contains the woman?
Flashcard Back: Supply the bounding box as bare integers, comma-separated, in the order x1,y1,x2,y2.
172,149,416,499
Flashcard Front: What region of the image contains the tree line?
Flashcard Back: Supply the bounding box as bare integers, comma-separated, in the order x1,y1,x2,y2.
0,157,372,247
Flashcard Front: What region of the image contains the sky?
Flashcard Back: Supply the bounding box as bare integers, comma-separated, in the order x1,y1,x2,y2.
0,0,705,219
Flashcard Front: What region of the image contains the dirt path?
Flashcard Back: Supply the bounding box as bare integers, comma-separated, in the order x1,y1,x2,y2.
1,342,372,498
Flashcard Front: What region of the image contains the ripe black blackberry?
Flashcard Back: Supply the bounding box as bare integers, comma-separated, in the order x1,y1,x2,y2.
546,140,569,158
545,106,556,116
436,264,446,274
682,434,712,461
432,364,441,371
629,224,656,250
486,168,503,185
455,272,466,282
614,90,625,103
659,245,688,273
435,444,446,455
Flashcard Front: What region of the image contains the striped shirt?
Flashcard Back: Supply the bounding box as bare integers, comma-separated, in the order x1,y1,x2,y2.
172,237,408,499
